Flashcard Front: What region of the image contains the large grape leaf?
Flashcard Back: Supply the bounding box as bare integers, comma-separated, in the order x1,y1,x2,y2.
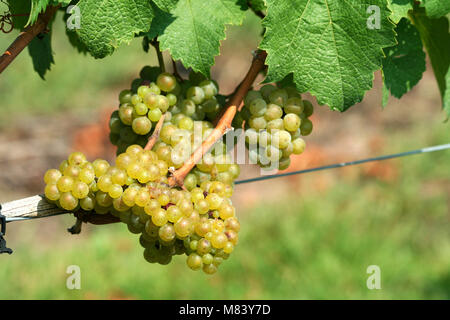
76,0,154,58
382,18,426,100
26,1,70,26
158,0,246,76
387,0,414,23
411,12,450,116
6,0,31,29
27,31,54,79
249,0,266,12
152,0,178,12
260,0,396,111
420,0,450,18
146,3,174,40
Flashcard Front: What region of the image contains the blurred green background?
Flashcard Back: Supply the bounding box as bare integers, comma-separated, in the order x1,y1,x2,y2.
0,9,449,299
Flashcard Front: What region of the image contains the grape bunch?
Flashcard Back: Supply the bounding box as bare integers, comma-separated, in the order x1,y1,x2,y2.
237,84,314,170
109,68,222,154
43,145,240,274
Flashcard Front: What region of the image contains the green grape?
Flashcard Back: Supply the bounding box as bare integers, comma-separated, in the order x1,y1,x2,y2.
292,138,306,155
157,73,177,92
265,145,282,162
59,192,79,211
59,160,69,173
183,173,198,191
282,141,294,158
96,191,113,207
199,80,218,100
264,103,283,121
201,98,219,113
249,116,267,130
44,183,60,201
109,112,122,134
132,117,152,135
266,118,284,133
303,100,314,117
244,90,262,106
271,130,292,149
278,157,291,170
108,184,123,199
131,94,142,105
44,169,62,184
260,84,277,100
159,223,176,242
120,126,138,143
174,218,193,238
300,118,313,136
72,181,89,199
186,253,203,271
269,89,288,106
284,113,301,132
228,164,240,179
178,117,194,131
80,195,95,211
118,104,134,125
134,102,148,116
148,108,162,122
156,95,170,112
148,82,161,95
187,86,205,105
181,99,196,116
152,208,168,226
249,98,267,117
57,176,74,193
119,89,132,104
284,97,304,115
167,93,177,106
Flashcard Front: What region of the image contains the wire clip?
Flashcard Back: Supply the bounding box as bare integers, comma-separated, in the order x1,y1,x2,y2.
0,204,13,254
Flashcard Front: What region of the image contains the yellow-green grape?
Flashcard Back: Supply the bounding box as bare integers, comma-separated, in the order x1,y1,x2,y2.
115,153,133,170
249,116,267,130
151,208,168,227
249,98,267,117
282,142,294,158
119,89,132,104
95,191,113,207
131,94,142,105
284,113,301,132
199,80,218,100
271,130,292,149
80,195,95,211
134,188,150,207
157,193,170,206
209,181,226,196
260,84,277,100
211,219,225,234
155,160,169,176
214,154,231,172
178,198,194,215
223,184,233,198
202,253,214,265
195,199,210,214
148,108,162,122
156,95,170,112
183,173,198,191
72,181,90,199
159,223,176,242
225,230,238,245
157,73,177,92
59,160,69,173
219,203,235,220
174,218,192,237
300,118,313,136
264,103,283,121
244,90,262,106
279,157,291,170
265,145,282,162
167,206,182,223
303,100,314,117
97,175,113,192
187,86,205,105
126,144,143,157
138,85,152,98
228,164,240,180
225,217,240,232
144,199,160,215
57,176,74,193
118,104,134,125
59,192,78,211
167,93,177,106
211,233,227,249
68,151,87,166
132,117,152,135
269,89,288,106
108,184,123,199
266,118,284,133
197,238,212,255
63,165,80,178
202,263,217,275
89,180,98,192
93,159,110,177
122,187,138,207
223,242,234,254
195,219,212,237
196,153,215,173
111,169,127,185
292,138,306,155
44,183,60,201
284,97,304,115
186,253,203,271
148,82,161,95
79,168,95,184
134,102,148,116
206,193,223,210
44,169,62,184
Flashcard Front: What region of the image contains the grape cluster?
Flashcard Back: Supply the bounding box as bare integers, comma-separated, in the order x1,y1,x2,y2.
109,68,222,154
237,84,314,170
43,145,240,274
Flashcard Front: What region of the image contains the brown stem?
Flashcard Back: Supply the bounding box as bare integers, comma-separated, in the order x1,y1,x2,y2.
144,113,166,150
0,5,59,74
168,50,267,187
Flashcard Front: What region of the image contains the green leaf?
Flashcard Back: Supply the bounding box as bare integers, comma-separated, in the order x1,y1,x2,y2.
387,0,414,23
76,0,154,59
382,18,426,99
158,0,246,76
419,0,450,18
27,31,54,79
249,0,266,12
152,0,178,12
260,0,396,111
146,2,175,40
411,11,450,116
27,1,70,26
6,0,31,30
